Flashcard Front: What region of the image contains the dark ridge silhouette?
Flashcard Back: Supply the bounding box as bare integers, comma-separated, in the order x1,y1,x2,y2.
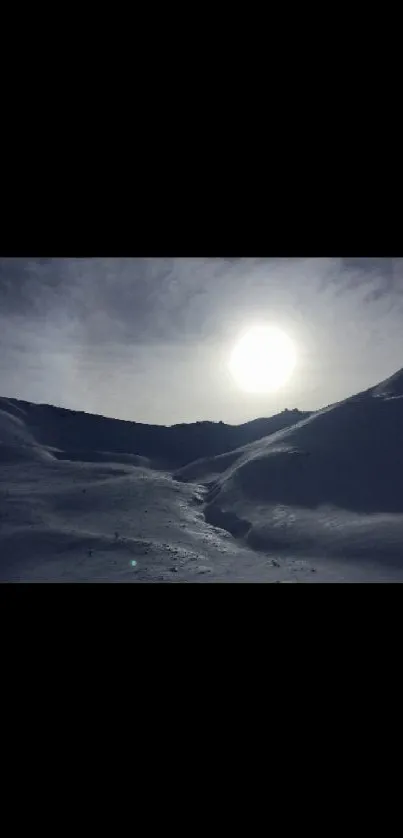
0,397,310,469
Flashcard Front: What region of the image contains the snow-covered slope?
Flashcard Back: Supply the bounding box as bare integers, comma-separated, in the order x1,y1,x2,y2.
0,396,315,582
0,398,310,469
2,371,403,582
0,399,54,463
197,370,403,570
369,366,403,399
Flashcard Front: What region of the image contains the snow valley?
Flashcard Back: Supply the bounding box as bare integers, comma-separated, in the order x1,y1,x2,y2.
2,367,403,582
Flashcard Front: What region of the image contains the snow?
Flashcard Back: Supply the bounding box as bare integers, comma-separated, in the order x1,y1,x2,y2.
369,366,403,398
0,398,312,582
0,460,318,582
194,372,403,578
2,371,403,582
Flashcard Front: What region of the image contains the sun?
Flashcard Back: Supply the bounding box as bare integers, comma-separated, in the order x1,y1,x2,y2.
229,325,297,393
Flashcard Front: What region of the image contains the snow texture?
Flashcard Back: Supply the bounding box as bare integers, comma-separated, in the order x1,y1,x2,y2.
1,370,403,582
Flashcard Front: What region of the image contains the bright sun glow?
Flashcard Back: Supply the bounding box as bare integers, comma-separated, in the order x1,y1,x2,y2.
229,325,297,393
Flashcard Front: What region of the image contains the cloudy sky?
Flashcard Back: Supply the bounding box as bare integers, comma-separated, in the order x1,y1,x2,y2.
1,257,402,425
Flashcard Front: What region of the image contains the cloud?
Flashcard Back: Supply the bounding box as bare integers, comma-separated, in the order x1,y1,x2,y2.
339,257,403,303
1,257,403,422
2,256,403,346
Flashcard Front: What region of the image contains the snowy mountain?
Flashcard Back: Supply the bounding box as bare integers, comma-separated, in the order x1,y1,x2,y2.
180,368,403,572
0,398,309,469
2,370,403,582
369,367,403,399
0,397,310,582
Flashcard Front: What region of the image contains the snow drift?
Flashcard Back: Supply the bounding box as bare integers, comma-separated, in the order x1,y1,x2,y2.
0,401,53,463
197,368,403,565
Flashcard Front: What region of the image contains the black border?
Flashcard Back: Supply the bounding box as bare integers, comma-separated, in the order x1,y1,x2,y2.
2,147,399,255
3,204,399,256
1,582,398,698
2,580,401,630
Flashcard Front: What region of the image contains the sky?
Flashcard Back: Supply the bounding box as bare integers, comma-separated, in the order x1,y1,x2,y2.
1,257,403,425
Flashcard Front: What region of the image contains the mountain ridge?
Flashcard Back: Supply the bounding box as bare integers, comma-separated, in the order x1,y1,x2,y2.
0,396,311,469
